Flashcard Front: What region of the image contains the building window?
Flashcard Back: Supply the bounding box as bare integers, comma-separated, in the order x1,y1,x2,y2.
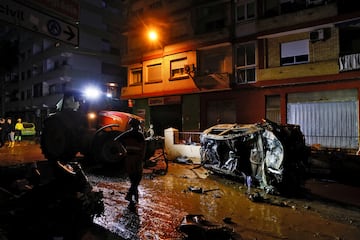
235,42,256,83
146,63,162,83
263,0,279,17
33,83,43,98
101,39,111,52
236,0,256,22
45,58,55,72
339,27,360,56
170,58,188,80
280,39,309,66
26,89,32,99
43,39,53,50
130,68,142,86
49,84,63,95
27,49,31,59
27,69,32,79
195,2,227,34
33,42,42,55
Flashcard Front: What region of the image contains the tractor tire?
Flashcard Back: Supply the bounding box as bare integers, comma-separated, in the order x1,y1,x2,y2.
91,131,126,165
40,116,77,163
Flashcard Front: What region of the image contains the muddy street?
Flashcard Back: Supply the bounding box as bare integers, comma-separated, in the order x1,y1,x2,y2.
1,141,359,240
87,162,360,240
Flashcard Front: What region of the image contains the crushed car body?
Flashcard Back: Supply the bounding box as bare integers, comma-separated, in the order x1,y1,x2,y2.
200,119,309,195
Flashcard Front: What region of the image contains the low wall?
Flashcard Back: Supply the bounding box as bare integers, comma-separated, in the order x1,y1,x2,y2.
164,128,201,164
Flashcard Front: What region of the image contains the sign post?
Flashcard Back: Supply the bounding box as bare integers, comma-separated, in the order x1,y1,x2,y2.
0,0,79,46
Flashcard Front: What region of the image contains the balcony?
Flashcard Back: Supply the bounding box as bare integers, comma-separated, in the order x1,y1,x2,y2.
339,53,360,72
193,73,230,91
255,2,337,37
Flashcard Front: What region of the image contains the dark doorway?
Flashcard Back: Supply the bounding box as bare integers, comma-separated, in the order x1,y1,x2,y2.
150,104,182,136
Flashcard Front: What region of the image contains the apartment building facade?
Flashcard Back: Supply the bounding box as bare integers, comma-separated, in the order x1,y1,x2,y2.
1,0,128,132
119,0,360,150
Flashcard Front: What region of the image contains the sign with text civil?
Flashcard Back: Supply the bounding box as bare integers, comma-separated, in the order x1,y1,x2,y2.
0,0,79,46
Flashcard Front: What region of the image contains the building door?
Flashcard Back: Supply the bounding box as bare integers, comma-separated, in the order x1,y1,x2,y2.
150,104,182,136
266,95,281,123
206,99,236,128
287,89,358,149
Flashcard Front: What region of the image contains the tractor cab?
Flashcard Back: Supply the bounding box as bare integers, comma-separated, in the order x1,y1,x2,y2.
55,90,125,114
54,90,144,133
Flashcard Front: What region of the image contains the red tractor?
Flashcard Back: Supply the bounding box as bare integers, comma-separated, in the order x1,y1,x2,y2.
40,90,145,166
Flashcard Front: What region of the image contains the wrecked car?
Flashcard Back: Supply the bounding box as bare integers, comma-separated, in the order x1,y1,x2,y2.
200,119,309,194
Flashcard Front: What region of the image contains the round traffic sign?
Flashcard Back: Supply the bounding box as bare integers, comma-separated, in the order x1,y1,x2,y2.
47,19,62,36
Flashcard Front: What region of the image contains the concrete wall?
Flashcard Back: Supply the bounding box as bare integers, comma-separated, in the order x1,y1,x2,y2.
164,128,201,164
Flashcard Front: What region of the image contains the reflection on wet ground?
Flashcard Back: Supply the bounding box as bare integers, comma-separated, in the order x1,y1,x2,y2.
0,139,45,165
1,141,359,240
88,162,360,240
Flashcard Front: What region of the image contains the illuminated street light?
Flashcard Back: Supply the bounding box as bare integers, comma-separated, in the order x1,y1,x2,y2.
148,30,158,41
147,29,164,49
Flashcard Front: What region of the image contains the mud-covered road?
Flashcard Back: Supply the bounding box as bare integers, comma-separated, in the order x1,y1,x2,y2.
87,162,360,240
1,141,359,239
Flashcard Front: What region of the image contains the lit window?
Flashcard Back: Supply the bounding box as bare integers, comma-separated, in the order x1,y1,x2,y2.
281,39,309,66
235,42,256,83
236,0,256,22
130,68,142,86
170,58,188,80
146,63,162,83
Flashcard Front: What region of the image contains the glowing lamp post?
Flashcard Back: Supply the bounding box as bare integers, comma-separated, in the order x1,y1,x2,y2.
148,30,158,42
147,29,163,49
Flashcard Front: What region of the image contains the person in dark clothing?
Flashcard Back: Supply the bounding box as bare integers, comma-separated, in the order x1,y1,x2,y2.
5,118,15,148
0,118,6,147
115,118,146,203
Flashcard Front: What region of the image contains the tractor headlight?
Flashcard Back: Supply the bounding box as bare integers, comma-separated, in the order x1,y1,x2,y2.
84,86,101,100
88,112,97,120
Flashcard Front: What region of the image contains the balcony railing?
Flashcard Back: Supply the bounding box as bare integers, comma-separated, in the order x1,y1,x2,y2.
175,131,202,145
339,53,360,72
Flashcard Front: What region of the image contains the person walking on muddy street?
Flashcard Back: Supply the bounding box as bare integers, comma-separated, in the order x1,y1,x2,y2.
0,118,6,147
15,118,24,142
5,118,15,148
115,118,146,204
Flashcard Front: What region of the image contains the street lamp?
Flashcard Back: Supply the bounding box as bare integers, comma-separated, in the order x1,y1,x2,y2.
148,30,158,41
147,29,163,49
